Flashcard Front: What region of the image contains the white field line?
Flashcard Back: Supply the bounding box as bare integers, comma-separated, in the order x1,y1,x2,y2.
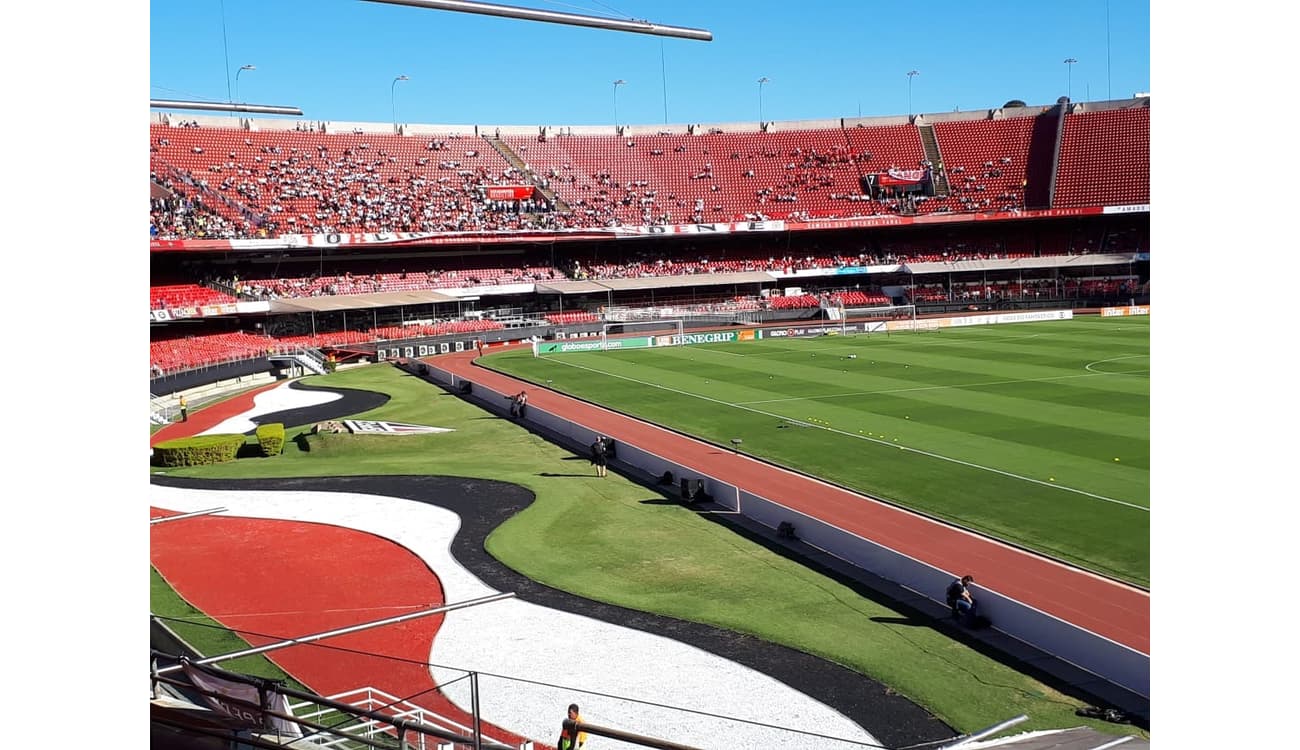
738,370,1126,405
1085,354,1150,374
735,331,1047,357
542,357,1148,513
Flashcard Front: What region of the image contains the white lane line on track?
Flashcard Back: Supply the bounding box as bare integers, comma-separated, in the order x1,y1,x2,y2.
542,357,1148,513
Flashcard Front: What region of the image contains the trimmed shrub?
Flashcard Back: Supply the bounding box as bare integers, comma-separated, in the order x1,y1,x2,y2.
151,434,244,467
255,423,286,457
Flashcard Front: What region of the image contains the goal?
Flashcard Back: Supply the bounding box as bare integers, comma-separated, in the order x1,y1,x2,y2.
602,319,685,350
837,304,917,335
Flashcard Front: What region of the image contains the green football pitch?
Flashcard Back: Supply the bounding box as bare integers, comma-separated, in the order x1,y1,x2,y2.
486,315,1150,587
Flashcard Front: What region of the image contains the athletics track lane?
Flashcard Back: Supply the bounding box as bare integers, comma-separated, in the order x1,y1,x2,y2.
435,347,1150,656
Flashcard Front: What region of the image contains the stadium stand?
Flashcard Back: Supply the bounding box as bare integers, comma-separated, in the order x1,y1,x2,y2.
1054,106,1150,207
149,101,1149,379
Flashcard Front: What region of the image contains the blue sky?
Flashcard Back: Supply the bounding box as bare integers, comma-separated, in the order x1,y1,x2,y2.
149,0,1150,127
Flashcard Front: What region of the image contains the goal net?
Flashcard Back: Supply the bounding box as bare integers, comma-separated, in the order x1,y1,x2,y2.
602,319,686,350
839,304,917,335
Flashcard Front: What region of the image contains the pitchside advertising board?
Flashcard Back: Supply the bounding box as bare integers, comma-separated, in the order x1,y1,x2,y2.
531,311,1084,356
1101,305,1151,317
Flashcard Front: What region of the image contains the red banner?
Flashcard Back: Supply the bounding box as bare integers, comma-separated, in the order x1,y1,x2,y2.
484,185,535,200
876,168,929,187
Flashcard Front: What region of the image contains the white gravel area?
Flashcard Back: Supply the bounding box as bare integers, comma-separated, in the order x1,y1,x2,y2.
197,381,342,436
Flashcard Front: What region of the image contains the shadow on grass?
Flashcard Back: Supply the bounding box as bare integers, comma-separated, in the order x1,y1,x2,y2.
869,616,929,627
537,472,596,478
235,443,266,459
692,506,1150,730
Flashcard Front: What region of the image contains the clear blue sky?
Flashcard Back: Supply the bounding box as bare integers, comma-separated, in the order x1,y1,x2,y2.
149,0,1150,127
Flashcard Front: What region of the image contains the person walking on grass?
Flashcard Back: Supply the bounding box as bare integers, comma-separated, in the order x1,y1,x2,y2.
590,436,609,477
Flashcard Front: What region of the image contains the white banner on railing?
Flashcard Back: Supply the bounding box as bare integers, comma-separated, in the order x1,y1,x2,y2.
612,220,786,236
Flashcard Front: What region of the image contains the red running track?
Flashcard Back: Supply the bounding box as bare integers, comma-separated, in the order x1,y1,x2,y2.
435,347,1150,656
150,509,534,748
150,382,282,447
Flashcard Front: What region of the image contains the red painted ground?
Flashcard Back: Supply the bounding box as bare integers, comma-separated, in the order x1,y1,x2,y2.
150,508,533,747
437,346,1151,656
151,382,281,447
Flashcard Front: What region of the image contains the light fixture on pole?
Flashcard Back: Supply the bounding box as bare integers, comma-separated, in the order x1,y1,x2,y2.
612,79,626,128
234,65,256,103
1063,58,1077,100
757,76,769,124
391,74,409,128
906,70,919,117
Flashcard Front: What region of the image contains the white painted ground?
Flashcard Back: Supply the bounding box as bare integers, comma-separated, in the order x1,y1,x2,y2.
197,381,342,435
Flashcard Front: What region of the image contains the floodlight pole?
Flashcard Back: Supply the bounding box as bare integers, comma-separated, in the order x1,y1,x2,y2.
757,76,769,124
613,79,626,129
362,0,713,41
392,74,409,129
235,64,255,103
907,70,919,117
1064,58,1077,100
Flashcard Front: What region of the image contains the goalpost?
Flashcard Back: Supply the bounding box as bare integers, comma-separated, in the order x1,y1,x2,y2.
601,319,686,350
835,303,920,336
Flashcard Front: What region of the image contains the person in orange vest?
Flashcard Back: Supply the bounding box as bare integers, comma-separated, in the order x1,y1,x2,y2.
558,703,587,749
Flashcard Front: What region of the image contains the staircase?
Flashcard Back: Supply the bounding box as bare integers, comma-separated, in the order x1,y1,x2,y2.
269,345,330,376
484,136,570,213
917,124,950,196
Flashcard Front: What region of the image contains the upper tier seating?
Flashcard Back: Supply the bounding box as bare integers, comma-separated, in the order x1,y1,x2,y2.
1054,107,1149,208
150,124,550,237
150,110,1149,239
503,124,927,224
932,115,1038,213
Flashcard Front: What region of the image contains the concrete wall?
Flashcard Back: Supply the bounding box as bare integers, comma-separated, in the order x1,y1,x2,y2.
415,357,1148,699
732,488,1148,697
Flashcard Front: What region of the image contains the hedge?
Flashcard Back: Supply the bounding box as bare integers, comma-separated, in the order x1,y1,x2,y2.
255,423,286,457
151,434,244,467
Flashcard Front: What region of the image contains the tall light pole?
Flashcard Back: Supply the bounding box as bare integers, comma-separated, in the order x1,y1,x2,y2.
613,79,626,129
909,68,920,116
391,74,409,128
757,76,769,124
234,64,255,103
1063,58,1077,100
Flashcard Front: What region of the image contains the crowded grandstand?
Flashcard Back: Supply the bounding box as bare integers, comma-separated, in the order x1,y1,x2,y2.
150,97,1149,389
